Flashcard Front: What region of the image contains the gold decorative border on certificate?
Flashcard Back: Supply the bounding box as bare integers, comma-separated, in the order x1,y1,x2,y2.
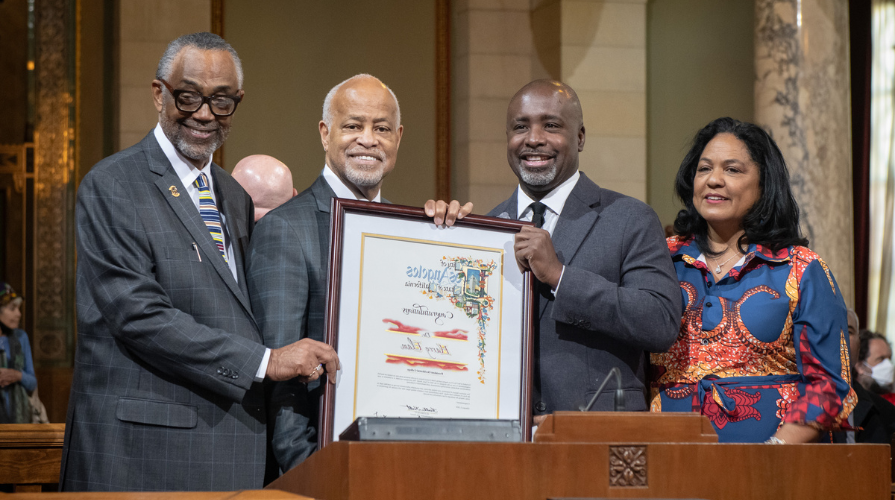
353,233,505,420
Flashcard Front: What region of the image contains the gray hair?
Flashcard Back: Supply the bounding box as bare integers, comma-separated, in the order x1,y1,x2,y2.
156,32,244,88
322,74,401,128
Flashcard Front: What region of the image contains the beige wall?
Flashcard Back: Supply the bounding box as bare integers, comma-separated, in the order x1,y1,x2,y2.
454,0,648,212
646,0,754,228
107,0,756,218
452,0,533,211
542,0,648,202
117,0,211,151
223,0,436,207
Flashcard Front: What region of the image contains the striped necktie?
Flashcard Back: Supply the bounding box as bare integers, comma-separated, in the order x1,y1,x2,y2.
194,172,228,263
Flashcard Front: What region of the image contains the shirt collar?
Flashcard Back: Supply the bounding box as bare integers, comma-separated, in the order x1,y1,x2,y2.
322,165,382,203
669,235,792,279
516,170,580,218
670,236,791,262
154,123,213,189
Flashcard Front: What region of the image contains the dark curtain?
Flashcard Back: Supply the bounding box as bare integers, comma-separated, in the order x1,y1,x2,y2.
852,0,872,325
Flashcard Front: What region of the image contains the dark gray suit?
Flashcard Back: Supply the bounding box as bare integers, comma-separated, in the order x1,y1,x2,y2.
245,175,336,472
488,173,680,412
61,132,267,491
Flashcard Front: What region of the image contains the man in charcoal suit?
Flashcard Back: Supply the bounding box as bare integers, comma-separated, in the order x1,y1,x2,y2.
246,74,402,473
61,32,337,491
246,74,471,474
489,80,680,423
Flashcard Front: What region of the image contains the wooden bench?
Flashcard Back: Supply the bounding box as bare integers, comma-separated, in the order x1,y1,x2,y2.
0,423,65,492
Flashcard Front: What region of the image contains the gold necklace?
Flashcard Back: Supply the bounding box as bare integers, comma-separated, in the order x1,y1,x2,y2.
709,250,739,275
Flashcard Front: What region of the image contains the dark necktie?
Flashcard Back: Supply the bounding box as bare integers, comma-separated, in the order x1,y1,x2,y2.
530,201,547,229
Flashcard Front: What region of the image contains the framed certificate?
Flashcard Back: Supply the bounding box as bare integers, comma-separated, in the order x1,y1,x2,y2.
319,198,535,447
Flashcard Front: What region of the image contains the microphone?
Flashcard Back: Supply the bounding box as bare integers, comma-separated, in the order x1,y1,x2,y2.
579,367,626,412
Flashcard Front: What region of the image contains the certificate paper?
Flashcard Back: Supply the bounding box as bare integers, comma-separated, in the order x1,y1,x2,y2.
326,203,530,443
353,234,504,420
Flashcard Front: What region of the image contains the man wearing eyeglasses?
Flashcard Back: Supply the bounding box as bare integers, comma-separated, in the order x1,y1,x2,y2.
61,32,338,492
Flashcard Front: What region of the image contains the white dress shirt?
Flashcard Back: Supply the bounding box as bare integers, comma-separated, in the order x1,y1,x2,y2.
322,165,383,202
154,124,270,381
513,171,580,293
154,124,238,281
515,170,580,236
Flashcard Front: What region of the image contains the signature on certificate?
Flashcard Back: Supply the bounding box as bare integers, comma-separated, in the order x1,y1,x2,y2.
405,405,437,414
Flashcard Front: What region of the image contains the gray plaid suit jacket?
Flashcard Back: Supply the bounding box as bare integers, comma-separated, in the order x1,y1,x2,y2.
488,173,681,413
60,131,268,491
245,175,335,473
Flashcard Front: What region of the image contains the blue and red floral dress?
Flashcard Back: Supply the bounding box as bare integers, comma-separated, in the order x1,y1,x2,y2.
650,236,857,442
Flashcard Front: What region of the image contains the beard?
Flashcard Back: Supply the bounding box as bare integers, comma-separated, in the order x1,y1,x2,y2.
517,163,558,186
160,102,229,161
343,164,385,188
340,149,388,188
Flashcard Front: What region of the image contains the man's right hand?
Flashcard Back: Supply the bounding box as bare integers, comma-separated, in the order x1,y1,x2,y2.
424,199,474,226
266,338,340,384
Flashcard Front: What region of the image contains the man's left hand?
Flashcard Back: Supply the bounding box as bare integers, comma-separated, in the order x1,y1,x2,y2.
0,368,22,388
514,226,563,289
424,199,474,226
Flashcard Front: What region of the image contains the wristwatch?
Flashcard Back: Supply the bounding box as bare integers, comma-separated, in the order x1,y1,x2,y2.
764,436,786,444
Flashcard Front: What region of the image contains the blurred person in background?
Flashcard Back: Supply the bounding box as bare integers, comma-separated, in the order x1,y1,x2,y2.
831,309,895,443
0,283,36,423
231,154,297,222
856,329,895,405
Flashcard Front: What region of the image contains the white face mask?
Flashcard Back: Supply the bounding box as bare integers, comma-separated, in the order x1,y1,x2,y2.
870,358,895,390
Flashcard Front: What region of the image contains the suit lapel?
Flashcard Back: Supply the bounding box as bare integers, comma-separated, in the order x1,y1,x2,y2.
540,174,602,317
312,175,335,215
145,135,252,314
496,190,519,220
551,174,602,267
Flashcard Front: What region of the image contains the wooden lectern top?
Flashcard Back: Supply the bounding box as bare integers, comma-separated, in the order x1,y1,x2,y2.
533,411,718,443
268,412,889,500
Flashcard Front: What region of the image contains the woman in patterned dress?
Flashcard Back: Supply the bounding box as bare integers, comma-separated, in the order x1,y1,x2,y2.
650,117,856,443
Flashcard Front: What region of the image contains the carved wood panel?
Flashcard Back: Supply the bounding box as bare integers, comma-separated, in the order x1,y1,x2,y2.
608,445,647,487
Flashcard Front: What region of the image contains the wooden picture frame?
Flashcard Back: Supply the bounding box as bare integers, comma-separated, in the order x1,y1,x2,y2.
319,198,535,448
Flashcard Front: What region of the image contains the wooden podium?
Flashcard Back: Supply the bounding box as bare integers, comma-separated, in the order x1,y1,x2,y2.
267,412,890,500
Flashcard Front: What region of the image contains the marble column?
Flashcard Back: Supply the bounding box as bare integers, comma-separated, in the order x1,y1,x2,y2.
754,0,854,304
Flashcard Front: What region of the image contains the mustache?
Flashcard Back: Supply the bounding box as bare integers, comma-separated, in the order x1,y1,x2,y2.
177,118,220,132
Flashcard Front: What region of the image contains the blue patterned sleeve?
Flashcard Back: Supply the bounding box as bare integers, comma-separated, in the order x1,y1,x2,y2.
784,255,856,429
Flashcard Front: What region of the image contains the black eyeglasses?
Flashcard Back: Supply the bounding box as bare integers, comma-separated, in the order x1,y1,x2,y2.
158,79,242,117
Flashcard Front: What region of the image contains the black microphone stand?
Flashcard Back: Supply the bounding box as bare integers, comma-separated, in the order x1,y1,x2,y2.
579,367,626,412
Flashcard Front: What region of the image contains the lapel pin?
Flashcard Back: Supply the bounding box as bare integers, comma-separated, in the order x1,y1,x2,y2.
169,186,180,197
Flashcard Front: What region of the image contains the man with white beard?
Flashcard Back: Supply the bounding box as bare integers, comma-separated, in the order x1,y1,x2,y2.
246,74,469,475
487,80,680,423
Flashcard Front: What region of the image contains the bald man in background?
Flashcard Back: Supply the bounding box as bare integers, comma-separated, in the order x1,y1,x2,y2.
232,155,297,221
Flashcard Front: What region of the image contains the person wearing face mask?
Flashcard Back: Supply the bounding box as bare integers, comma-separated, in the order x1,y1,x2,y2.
857,330,895,405
0,283,36,423
832,311,895,443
